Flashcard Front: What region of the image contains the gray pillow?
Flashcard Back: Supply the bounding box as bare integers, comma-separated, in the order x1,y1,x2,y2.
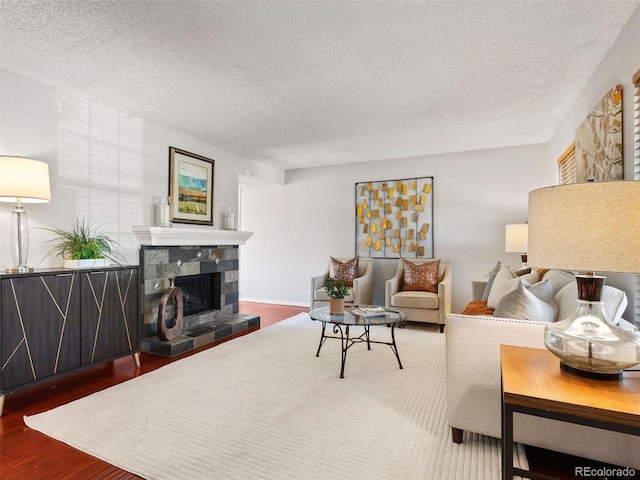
555,282,627,324
541,269,575,295
481,261,503,301
493,279,557,322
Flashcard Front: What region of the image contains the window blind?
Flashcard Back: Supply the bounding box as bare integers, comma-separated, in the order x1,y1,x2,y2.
634,69,640,179
57,92,144,249
633,68,640,326
557,144,576,185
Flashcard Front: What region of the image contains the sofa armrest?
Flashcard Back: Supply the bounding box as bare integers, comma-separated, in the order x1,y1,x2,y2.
384,263,403,307
310,273,329,309
445,313,546,439
437,261,453,323
353,259,374,305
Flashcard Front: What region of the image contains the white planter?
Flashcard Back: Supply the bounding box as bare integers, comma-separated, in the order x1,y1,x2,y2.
64,259,110,269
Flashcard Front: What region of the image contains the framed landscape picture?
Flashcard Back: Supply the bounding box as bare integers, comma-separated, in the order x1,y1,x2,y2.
169,147,215,226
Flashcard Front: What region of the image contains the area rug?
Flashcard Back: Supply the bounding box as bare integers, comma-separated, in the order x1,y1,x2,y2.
25,313,528,479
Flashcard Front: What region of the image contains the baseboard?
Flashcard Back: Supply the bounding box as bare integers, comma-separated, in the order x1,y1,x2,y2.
239,297,310,308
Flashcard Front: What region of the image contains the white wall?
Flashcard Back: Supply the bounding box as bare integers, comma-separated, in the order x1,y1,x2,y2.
547,6,640,321
0,69,282,269
239,144,555,313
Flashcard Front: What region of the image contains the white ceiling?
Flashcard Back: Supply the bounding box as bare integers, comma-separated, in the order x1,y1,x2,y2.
1,1,638,171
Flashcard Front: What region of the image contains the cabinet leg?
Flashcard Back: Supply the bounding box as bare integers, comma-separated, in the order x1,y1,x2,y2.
133,352,141,368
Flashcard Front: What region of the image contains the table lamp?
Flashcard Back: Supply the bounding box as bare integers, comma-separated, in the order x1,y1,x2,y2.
528,181,640,380
505,223,528,268
0,156,51,273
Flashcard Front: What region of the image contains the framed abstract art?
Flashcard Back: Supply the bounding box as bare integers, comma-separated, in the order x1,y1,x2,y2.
575,85,623,182
355,177,434,258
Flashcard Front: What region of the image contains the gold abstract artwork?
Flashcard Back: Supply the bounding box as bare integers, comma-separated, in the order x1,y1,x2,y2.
575,85,623,182
355,177,434,258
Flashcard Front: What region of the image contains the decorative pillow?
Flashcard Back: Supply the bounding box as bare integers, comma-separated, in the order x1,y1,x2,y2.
493,279,557,323
329,256,359,287
512,266,533,277
486,265,518,309
555,282,577,322
461,300,495,316
519,272,540,285
555,281,627,325
402,259,441,292
541,269,575,295
603,286,627,324
481,261,503,301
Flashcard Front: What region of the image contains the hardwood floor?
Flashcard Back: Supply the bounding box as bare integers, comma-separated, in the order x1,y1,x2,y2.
0,301,629,479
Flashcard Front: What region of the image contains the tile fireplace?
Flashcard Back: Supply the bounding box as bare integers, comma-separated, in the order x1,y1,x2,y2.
133,227,258,356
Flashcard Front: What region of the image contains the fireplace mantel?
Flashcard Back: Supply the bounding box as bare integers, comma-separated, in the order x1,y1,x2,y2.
132,225,253,246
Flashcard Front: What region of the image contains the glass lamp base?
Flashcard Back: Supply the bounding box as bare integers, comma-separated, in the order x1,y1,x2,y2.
5,266,34,273
9,204,32,273
560,362,622,381
544,275,640,380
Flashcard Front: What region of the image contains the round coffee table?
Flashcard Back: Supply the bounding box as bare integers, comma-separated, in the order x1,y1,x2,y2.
309,305,407,378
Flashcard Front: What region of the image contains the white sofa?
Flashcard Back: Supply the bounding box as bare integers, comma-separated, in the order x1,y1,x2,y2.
445,270,640,469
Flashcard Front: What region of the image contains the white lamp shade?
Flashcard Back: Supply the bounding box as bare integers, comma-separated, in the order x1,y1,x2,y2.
0,156,51,203
528,181,640,274
505,224,528,252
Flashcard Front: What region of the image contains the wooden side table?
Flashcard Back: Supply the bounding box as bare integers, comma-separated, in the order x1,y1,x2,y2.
500,345,640,480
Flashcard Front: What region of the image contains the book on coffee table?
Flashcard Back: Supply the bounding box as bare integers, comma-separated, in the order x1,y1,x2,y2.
351,306,388,317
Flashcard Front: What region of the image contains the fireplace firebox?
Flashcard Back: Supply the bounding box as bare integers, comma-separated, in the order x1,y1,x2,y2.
174,272,220,316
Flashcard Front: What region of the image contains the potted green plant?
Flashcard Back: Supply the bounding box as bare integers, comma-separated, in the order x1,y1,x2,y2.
324,276,349,314
44,216,125,268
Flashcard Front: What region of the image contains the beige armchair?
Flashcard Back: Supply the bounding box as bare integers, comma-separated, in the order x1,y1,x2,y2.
385,259,452,332
310,257,374,309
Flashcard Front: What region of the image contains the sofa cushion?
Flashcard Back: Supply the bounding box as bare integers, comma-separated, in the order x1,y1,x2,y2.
391,290,439,309
329,256,359,287
402,259,440,292
493,279,557,323
555,282,627,324
314,287,354,303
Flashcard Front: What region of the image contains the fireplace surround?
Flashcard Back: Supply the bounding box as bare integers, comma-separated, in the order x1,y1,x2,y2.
133,227,258,356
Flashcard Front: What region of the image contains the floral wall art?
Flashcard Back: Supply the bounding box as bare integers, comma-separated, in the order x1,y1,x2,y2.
355,177,434,258
575,85,623,182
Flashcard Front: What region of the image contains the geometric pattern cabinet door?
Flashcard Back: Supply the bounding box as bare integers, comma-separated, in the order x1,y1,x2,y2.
0,273,80,391
80,268,139,365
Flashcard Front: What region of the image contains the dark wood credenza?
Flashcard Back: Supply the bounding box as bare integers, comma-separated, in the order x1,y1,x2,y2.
0,266,141,415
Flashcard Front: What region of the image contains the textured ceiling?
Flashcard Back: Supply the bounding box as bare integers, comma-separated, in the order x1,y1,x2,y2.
1,1,639,170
